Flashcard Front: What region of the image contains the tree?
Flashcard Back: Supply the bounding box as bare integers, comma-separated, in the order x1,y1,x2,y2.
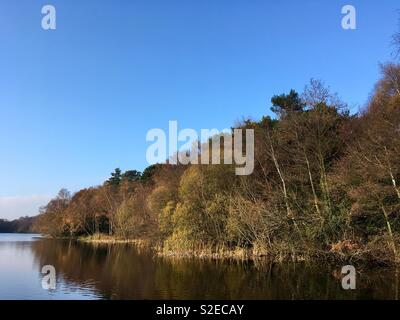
57,188,71,203
271,89,304,118
141,164,161,183
32,189,71,236
392,14,400,59
335,64,400,262
122,170,142,182
107,168,122,186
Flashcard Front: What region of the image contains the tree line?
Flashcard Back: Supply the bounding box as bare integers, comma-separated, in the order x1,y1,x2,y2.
0,216,36,233
28,62,400,264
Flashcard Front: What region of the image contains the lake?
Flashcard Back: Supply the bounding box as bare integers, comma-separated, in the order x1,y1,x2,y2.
0,233,398,300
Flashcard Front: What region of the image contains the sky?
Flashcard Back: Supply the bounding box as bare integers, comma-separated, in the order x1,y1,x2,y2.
0,0,399,220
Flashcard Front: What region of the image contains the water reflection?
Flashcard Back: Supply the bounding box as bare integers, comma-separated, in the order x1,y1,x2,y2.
0,234,399,299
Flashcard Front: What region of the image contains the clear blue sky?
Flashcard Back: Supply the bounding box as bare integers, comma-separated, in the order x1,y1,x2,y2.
0,0,399,219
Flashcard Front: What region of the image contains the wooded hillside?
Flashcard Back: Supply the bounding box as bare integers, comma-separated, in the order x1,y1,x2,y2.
31,63,400,264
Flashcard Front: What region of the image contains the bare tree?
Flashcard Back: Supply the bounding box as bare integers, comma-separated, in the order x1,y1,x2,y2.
392,12,400,59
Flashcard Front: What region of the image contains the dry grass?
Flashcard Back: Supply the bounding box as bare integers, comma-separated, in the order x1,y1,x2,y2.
78,233,152,248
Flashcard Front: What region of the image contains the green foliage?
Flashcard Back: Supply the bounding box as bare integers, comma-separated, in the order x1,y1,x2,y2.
107,168,122,186
271,89,305,117
122,170,142,182
141,164,161,183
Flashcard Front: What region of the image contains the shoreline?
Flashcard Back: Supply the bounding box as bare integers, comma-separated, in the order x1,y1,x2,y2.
62,234,395,267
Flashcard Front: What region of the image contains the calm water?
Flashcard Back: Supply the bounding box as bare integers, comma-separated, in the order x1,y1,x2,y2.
0,233,399,300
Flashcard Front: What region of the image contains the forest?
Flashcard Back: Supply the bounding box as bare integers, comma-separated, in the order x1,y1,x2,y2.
0,216,36,233
28,58,400,265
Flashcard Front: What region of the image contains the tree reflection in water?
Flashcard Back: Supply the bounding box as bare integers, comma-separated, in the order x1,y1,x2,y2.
29,239,400,300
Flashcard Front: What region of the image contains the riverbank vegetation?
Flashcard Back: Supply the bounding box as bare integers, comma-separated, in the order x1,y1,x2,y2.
29,60,400,265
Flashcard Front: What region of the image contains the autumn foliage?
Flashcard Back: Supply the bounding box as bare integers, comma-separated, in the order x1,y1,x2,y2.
32,64,400,264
